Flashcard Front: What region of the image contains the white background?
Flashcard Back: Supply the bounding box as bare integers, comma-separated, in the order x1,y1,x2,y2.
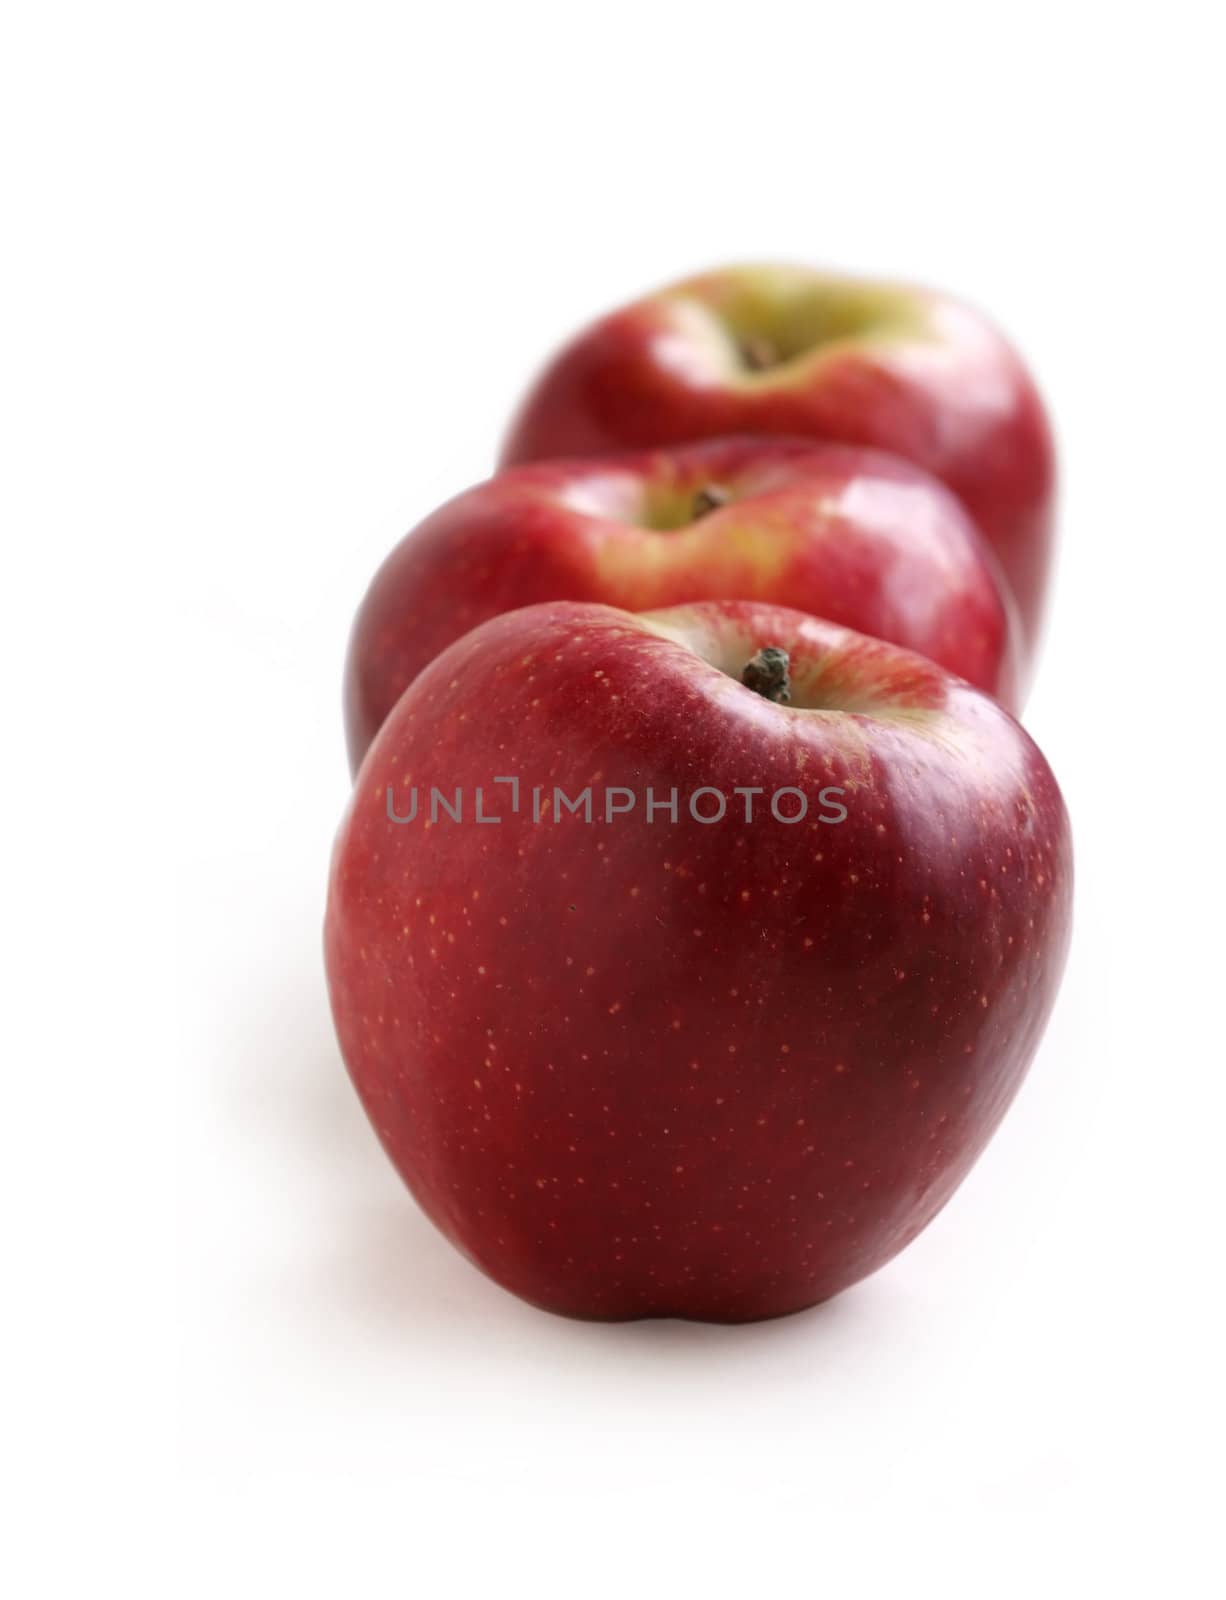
5,3,1224,1594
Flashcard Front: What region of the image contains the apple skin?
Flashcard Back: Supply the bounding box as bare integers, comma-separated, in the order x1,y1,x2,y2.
326,598,1072,1323
344,436,1021,772
500,265,1056,670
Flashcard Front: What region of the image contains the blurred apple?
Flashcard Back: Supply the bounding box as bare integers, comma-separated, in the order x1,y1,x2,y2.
502,265,1056,671
345,437,1019,770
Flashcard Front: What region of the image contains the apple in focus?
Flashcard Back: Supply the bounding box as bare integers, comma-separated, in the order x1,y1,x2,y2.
326,598,1072,1322
345,436,1020,771
501,265,1056,672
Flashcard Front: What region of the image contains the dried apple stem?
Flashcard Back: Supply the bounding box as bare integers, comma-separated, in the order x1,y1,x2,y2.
690,484,731,520
741,646,791,704
739,335,778,371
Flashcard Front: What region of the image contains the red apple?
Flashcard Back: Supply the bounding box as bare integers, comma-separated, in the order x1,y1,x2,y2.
326,598,1072,1322
501,264,1056,670
345,437,1020,772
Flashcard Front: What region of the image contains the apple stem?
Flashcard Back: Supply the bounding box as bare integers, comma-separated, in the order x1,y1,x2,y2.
690,484,731,520
740,334,778,372
741,646,791,704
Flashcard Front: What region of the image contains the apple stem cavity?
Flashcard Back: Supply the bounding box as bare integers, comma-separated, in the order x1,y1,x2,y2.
690,483,731,520
741,646,792,704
